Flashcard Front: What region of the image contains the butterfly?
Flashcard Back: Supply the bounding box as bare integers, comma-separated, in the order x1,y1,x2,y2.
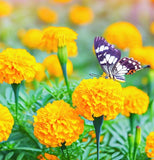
94,36,150,82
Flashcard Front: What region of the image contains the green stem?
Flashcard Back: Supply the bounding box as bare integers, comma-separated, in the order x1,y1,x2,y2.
133,126,141,160
128,133,134,160
93,115,104,160
11,83,21,122
130,113,136,135
61,64,71,98
133,147,137,160
61,142,70,160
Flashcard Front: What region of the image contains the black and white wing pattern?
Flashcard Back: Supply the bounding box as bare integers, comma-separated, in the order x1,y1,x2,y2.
94,36,150,82
112,57,142,82
94,36,121,77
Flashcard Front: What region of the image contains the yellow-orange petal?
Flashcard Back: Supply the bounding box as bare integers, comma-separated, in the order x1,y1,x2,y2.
103,22,142,50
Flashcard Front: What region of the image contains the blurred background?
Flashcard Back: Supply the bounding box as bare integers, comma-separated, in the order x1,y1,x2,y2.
0,0,154,88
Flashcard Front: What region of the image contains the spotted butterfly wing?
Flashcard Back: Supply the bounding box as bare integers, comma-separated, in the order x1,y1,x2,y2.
94,36,148,82
94,36,121,77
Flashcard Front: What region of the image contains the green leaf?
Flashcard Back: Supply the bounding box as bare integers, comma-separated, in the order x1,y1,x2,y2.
4,151,14,160
16,152,25,160
0,154,4,160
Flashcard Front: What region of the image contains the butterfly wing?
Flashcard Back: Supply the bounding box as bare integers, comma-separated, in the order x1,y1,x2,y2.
112,57,142,82
94,37,121,76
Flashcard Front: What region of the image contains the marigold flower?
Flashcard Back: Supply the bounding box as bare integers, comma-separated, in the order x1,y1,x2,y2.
82,138,88,142
0,1,12,17
0,104,14,142
34,63,46,82
43,54,73,77
103,22,142,50
69,5,94,25
21,29,43,49
129,46,154,69
67,41,78,57
72,77,124,121
89,130,96,139
0,48,39,84
37,153,59,160
121,86,149,117
33,100,84,147
145,131,154,158
37,7,58,24
150,22,154,34
40,26,78,54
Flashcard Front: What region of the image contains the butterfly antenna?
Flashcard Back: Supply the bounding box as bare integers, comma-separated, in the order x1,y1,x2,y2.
142,65,151,69
89,73,100,78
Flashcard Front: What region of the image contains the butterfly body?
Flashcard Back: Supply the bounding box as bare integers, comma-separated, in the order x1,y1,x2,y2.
94,37,150,82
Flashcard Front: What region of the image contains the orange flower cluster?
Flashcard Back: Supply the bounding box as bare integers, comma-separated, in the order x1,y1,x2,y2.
33,100,84,147
69,5,94,25
0,1,12,17
145,131,154,158
72,77,124,121
40,26,78,56
130,46,154,69
103,22,142,50
37,153,59,160
43,54,73,77
37,7,58,24
122,86,149,117
0,48,39,84
0,104,14,142
21,29,43,49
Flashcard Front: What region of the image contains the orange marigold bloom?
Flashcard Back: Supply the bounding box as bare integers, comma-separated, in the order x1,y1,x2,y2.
34,63,46,82
37,7,58,24
82,138,88,142
0,48,39,84
67,41,78,57
150,22,154,34
0,1,12,17
103,22,142,50
122,86,149,117
21,29,43,49
89,130,96,139
37,153,59,160
33,100,84,147
0,104,14,142
129,46,154,69
40,26,78,55
69,5,94,25
145,132,154,158
72,77,124,121
43,54,73,77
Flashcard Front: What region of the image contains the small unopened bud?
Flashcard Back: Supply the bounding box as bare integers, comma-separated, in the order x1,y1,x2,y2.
57,45,68,65
135,126,141,146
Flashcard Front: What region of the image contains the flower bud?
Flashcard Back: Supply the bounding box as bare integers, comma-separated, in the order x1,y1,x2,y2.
57,45,68,65
135,126,141,146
